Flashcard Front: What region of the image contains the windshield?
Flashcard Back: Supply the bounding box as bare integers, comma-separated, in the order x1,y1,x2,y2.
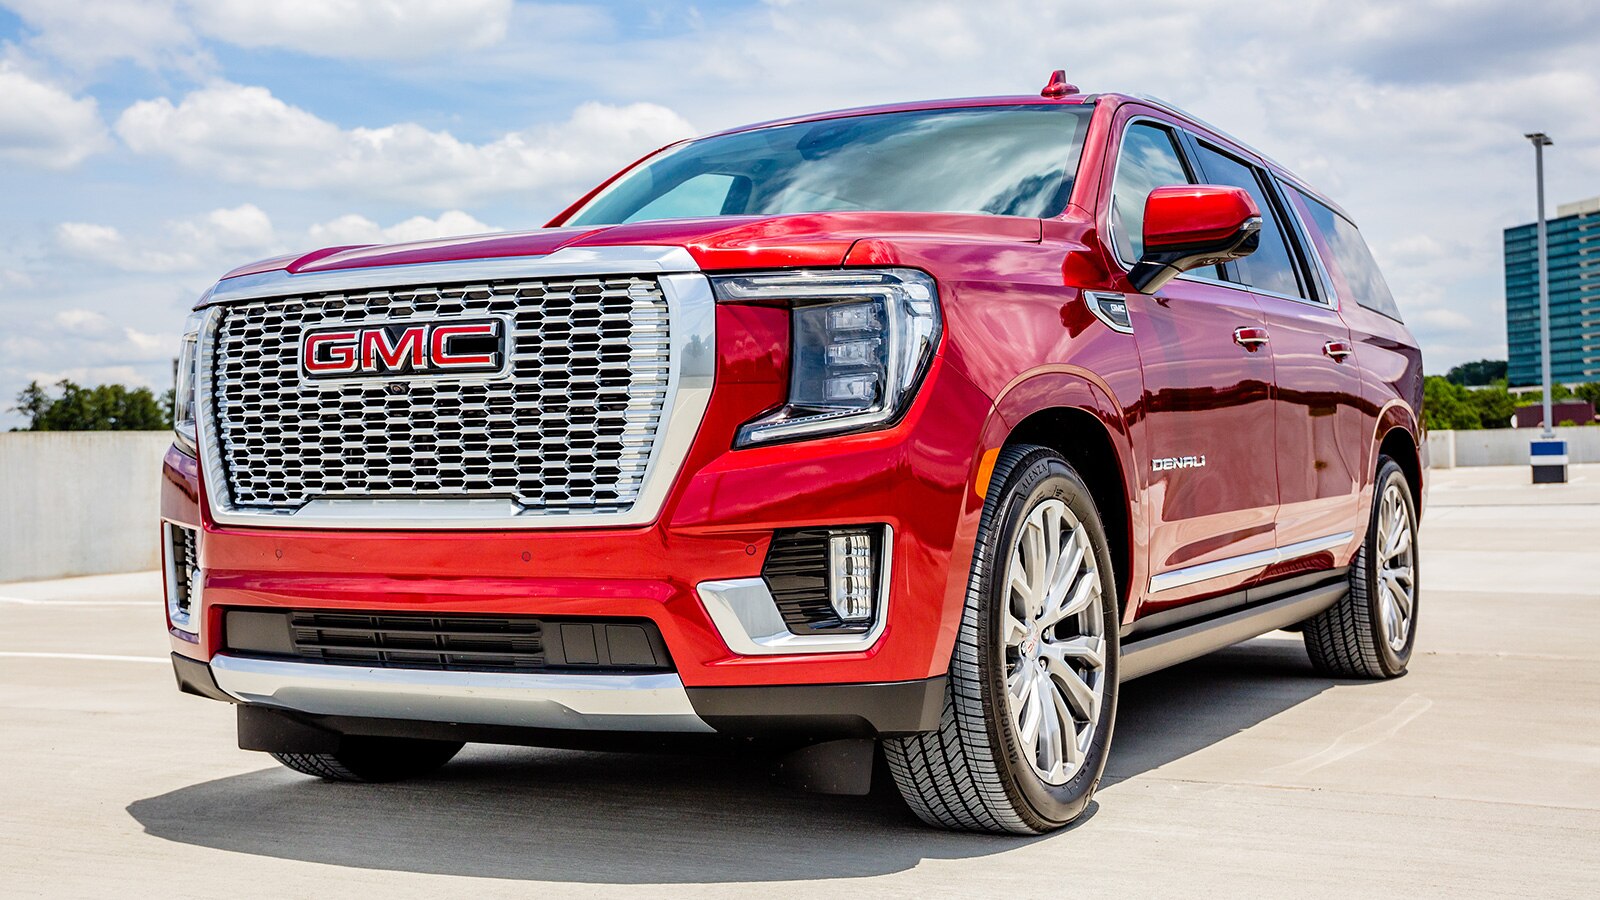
567,104,1093,226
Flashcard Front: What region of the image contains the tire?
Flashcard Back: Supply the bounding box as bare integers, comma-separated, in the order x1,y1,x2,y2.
1303,456,1418,679
886,444,1120,834
271,736,464,783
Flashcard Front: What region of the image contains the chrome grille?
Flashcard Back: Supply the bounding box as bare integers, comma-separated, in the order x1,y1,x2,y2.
210,276,672,514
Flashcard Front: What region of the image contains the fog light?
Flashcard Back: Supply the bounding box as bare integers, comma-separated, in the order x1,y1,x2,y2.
828,532,876,622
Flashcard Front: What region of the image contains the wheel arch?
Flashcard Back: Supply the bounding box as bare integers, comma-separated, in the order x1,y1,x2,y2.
975,371,1139,616
1373,401,1423,515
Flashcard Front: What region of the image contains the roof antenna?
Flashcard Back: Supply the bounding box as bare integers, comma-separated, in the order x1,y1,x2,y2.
1041,69,1078,98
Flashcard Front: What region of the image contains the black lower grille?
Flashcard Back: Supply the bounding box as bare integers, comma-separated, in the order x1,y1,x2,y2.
167,524,199,619
224,609,672,673
762,526,883,635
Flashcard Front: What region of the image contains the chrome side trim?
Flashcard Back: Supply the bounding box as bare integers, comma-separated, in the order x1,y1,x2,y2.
210,654,715,733
1121,580,1346,680
1148,531,1354,594
195,266,716,530
205,246,702,304
697,527,894,655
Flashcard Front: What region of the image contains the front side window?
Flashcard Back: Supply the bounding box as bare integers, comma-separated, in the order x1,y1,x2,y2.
567,105,1093,226
1288,188,1403,321
1191,144,1307,300
1109,122,1193,264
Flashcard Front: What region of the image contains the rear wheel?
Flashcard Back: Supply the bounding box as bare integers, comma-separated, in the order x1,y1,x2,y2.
885,444,1119,834
271,736,464,783
1303,457,1418,678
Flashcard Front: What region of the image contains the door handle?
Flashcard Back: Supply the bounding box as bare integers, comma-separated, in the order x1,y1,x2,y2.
1323,340,1354,361
1233,326,1270,350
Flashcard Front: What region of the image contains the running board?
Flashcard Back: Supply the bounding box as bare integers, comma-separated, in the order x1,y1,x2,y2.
1120,581,1346,681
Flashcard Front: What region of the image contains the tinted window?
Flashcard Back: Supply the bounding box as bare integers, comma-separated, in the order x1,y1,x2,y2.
1110,123,1192,264
623,173,739,222
1192,144,1306,299
1288,188,1403,321
569,105,1093,225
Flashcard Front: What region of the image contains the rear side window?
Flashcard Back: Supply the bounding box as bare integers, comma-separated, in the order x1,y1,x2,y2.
1110,122,1193,264
1288,188,1402,321
1191,143,1306,300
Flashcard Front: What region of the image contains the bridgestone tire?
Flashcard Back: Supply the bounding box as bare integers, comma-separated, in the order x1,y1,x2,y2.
885,444,1120,834
271,737,464,783
1303,457,1417,679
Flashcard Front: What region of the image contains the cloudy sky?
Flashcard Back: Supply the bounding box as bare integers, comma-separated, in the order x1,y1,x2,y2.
3,0,1599,428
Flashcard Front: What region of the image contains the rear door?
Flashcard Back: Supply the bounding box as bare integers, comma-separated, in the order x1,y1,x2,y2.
1186,141,1365,553
1102,111,1280,623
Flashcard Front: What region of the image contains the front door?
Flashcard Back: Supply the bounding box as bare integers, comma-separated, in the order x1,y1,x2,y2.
1103,113,1281,620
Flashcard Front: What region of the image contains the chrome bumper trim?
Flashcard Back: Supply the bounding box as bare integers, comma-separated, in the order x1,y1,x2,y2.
696,527,893,656
1148,531,1355,594
209,654,714,733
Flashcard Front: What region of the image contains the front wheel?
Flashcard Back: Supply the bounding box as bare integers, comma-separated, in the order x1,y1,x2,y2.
1303,456,1418,678
886,444,1119,834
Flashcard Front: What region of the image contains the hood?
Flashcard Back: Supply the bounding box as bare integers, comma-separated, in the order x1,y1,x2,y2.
216,212,1042,282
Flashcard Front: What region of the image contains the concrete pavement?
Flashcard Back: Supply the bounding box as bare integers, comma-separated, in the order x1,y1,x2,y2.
2,465,1598,897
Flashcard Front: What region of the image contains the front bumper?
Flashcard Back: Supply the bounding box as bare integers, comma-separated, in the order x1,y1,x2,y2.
162,328,993,734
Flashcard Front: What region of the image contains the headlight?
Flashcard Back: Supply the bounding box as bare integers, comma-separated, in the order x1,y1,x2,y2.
172,310,205,455
712,269,941,447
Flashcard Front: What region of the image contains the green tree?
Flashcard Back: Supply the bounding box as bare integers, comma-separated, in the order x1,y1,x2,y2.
1445,359,1508,386
1465,384,1516,429
1575,382,1600,408
1423,376,1481,431
9,380,169,431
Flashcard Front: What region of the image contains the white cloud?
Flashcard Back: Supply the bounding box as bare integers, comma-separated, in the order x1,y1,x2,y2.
0,0,512,70
54,205,496,275
56,218,217,274
307,210,496,246
0,308,174,392
0,0,200,72
186,0,513,60
115,83,695,207
56,205,282,274
0,61,109,168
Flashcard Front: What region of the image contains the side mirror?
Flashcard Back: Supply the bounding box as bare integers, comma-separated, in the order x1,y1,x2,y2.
1128,185,1261,294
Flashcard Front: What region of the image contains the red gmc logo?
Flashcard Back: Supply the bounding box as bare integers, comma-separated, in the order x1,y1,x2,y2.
301,318,508,379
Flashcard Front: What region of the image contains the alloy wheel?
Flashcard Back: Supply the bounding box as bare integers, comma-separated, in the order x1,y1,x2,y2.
1000,498,1107,786
1375,482,1416,652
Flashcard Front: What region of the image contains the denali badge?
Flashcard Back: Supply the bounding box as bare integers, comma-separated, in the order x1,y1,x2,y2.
301,317,508,379
1152,455,1207,472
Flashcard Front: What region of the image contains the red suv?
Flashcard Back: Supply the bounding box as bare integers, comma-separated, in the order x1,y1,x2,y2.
162,74,1424,834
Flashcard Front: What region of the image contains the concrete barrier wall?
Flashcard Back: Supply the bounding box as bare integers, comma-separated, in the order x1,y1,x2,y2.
0,432,173,582
1427,427,1600,468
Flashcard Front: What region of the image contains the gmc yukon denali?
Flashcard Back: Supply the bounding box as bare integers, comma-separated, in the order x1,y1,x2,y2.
161,73,1424,834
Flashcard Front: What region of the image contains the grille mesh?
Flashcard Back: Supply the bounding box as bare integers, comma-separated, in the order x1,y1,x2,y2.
211,276,671,513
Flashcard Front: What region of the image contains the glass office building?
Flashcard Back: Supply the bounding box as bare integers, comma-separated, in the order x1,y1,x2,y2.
1504,196,1600,386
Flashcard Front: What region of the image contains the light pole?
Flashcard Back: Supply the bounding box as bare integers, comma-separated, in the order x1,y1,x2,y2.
1525,132,1566,483
1526,132,1554,438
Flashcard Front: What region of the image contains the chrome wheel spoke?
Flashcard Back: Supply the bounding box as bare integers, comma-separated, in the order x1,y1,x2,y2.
1041,560,1096,629
1045,654,1098,721
1049,634,1106,670
1050,685,1083,769
1004,611,1029,646
1384,523,1411,560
